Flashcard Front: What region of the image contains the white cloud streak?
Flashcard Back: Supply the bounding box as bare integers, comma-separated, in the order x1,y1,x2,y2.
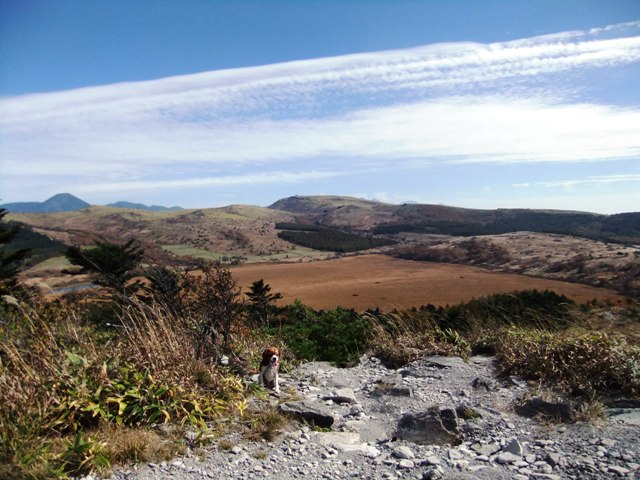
1,21,640,202
68,170,345,195
514,173,640,189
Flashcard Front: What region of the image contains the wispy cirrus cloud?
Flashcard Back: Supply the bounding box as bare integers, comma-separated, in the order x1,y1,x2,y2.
514,173,640,189
1,21,640,206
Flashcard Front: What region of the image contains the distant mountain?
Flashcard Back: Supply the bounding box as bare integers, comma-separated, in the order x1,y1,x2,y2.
269,195,640,244
1,194,183,213
1,193,90,213
107,201,183,212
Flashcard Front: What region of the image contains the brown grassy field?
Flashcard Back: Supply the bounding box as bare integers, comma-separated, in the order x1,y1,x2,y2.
232,254,624,311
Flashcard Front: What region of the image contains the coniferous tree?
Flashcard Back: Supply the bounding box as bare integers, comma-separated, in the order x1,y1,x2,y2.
64,239,144,295
0,208,30,295
246,278,283,327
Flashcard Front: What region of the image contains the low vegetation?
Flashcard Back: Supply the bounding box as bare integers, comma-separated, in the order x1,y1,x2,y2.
1,231,639,478
277,228,395,252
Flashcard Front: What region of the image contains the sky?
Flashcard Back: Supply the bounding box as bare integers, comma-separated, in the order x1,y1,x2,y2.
1,0,639,214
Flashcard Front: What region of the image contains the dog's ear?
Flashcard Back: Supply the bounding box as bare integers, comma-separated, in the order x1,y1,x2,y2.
264,346,280,358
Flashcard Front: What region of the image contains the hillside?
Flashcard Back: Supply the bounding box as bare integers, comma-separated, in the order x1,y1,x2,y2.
106,201,183,212
8,204,302,263
270,195,640,243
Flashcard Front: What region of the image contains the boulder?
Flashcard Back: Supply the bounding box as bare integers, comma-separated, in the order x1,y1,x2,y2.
279,401,335,428
396,408,461,446
323,387,357,404
514,397,573,422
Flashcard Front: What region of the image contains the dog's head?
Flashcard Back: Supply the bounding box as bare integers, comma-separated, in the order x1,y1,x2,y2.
261,346,280,369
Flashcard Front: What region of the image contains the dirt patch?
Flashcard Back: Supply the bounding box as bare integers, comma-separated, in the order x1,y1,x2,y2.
232,254,624,311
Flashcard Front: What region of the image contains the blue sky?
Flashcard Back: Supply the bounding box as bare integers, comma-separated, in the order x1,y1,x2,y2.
1,1,639,213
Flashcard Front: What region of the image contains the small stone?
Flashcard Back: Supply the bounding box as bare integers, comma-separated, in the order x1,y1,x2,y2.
495,452,521,464
422,455,441,466
502,439,525,456
448,449,463,460
608,466,631,476
545,452,561,467
422,465,444,479
600,438,617,447
392,446,415,460
398,459,415,469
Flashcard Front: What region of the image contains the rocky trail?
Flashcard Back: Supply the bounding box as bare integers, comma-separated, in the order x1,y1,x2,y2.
110,354,640,480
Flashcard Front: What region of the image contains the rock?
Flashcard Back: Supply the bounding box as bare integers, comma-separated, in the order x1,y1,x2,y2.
219,355,229,366
508,375,528,388
495,452,521,464
392,446,415,459
423,356,467,369
471,376,495,391
470,441,500,456
608,465,631,476
332,443,381,458
324,388,357,404
398,459,415,469
514,397,573,422
279,401,335,428
502,438,525,456
456,404,482,420
396,409,461,446
545,452,561,467
421,465,445,479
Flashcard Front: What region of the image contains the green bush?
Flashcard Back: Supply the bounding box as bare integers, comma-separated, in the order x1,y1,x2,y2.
268,302,373,366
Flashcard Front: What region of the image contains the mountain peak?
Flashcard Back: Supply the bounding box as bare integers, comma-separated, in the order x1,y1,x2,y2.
1,193,90,213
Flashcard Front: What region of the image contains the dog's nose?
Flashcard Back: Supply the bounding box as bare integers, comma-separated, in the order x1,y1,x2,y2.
271,356,278,363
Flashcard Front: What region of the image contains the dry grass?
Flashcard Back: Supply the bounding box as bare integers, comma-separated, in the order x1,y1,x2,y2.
0,297,247,478
244,407,290,442
231,255,623,311
99,425,183,465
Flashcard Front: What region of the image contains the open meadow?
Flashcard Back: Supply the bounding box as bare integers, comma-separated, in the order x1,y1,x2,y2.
232,254,624,310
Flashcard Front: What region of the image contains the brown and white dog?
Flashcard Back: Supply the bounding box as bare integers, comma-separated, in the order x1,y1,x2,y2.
258,346,280,393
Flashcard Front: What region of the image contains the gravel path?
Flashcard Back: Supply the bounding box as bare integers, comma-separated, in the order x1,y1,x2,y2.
107,355,640,480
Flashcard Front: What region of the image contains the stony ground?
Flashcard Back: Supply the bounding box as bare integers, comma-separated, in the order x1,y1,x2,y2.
107,354,640,480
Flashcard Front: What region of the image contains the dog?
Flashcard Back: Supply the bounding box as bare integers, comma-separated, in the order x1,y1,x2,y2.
258,346,280,393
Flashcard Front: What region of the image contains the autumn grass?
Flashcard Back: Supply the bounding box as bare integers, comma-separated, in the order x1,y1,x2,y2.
0,299,247,479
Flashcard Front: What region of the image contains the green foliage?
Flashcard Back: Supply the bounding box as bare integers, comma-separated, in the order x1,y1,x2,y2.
375,210,640,244
58,432,109,477
0,296,246,478
245,279,282,327
64,239,144,295
274,222,326,232
277,229,395,252
0,208,30,295
268,303,373,366
185,260,244,355
429,289,575,332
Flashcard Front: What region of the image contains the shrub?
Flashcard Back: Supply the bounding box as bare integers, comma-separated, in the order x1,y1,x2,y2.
268,302,373,366
495,329,640,397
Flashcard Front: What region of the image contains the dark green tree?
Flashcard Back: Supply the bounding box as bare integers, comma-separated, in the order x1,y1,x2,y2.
187,261,243,358
143,264,188,317
246,278,282,327
0,208,30,296
64,239,144,296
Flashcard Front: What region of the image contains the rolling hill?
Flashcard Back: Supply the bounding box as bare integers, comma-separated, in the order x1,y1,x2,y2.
270,195,640,243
